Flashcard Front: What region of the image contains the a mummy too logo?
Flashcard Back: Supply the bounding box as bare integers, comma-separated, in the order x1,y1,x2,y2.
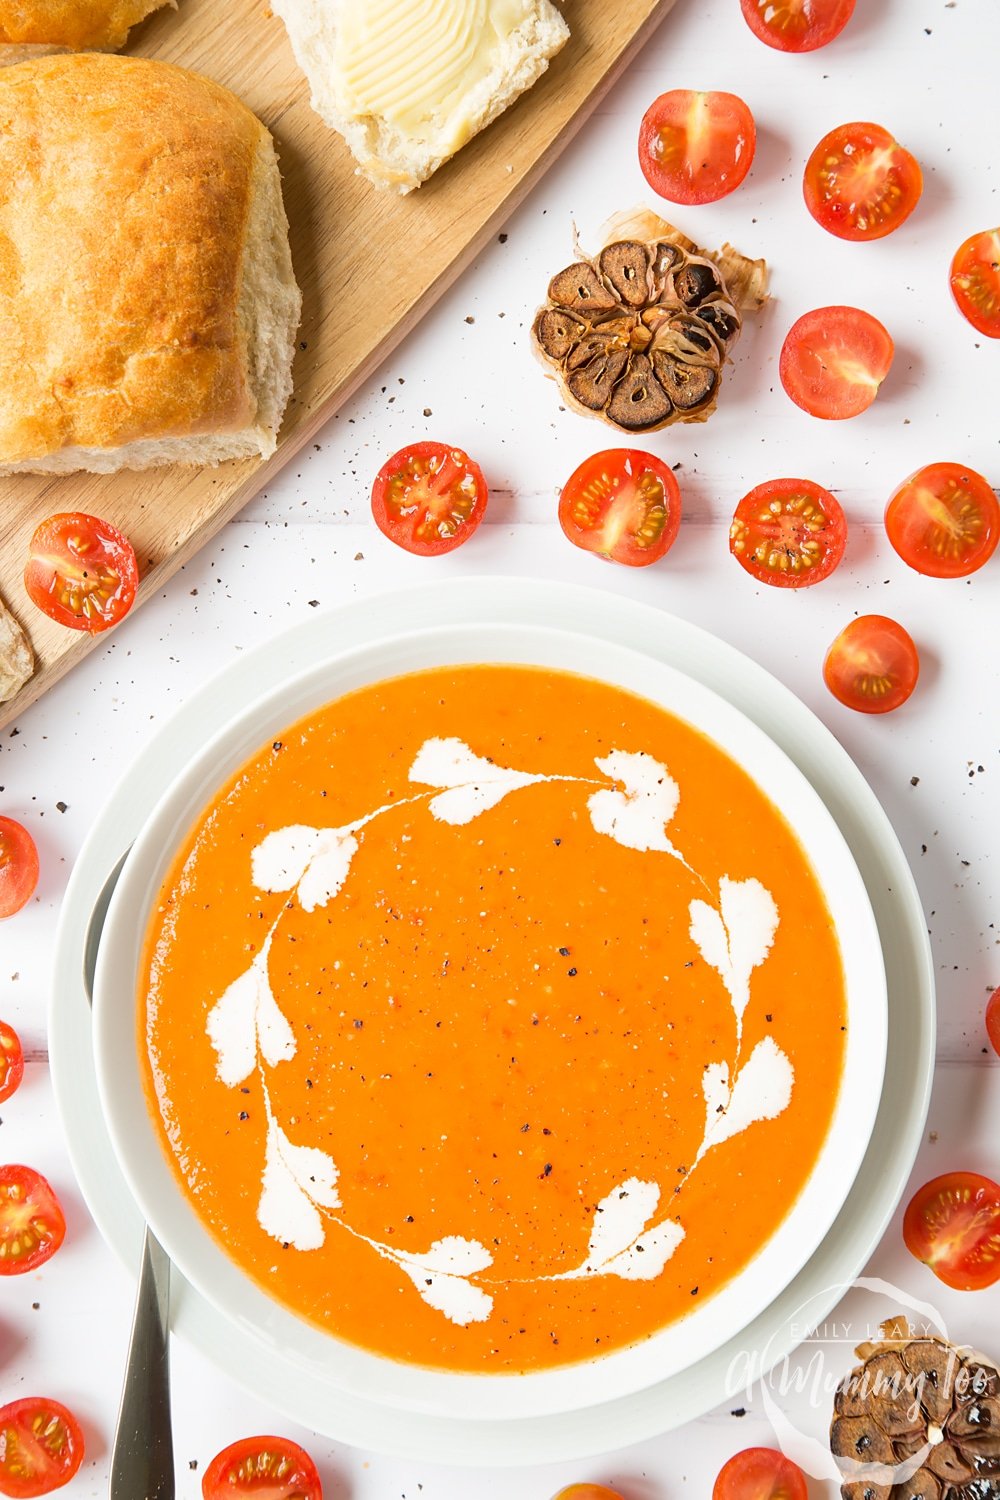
725,1279,1000,1494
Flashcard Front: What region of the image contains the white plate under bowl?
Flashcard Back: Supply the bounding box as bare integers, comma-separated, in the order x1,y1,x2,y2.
90,620,886,1423
50,579,934,1465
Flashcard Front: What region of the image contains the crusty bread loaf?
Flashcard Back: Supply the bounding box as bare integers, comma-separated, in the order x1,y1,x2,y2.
0,0,172,62
0,54,301,474
272,0,570,194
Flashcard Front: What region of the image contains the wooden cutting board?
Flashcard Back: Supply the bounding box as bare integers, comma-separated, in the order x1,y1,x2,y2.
0,0,678,729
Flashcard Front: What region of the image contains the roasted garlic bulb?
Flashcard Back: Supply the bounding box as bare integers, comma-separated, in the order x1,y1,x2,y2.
532,210,768,434
831,1318,1000,1500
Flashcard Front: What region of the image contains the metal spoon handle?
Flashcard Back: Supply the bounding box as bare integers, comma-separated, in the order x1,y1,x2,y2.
110,1226,175,1500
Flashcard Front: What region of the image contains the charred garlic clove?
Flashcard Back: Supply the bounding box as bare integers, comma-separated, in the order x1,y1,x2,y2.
597,240,652,306
547,262,619,313
648,240,685,298
830,1415,897,1468
892,1475,942,1500
567,346,629,411
533,308,588,361
532,212,767,434
840,1484,893,1500
605,354,673,430
698,301,741,345
651,351,717,412
673,258,724,307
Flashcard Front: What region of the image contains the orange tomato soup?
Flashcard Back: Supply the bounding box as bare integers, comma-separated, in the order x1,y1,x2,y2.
141,665,846,1372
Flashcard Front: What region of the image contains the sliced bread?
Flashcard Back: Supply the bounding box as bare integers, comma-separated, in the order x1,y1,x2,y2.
272,0,570,193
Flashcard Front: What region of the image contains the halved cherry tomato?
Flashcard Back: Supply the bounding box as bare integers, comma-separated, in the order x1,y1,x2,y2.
23,513,138,634
803,122,922,241
0,818,39,921
0,1167,66,1276
638,90,756,205
739,0,856,52
559,450,682,567
779,306,894,420
0,1024,24,1106
823,615,918,714
371,442,487,557
987,987,1000,1059
713,1447,808,1500
903,1171,1000,1292
950,228,1000,338
202,1436,322,1500
729,478,846,587
885,462,999,579
0,1397,84,1498
552,1488,622,1500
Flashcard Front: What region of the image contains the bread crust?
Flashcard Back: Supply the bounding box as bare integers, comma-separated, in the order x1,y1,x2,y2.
0,0,171,51
0,53,281,468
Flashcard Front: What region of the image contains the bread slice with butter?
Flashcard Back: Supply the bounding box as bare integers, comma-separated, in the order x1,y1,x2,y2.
272,0,570,194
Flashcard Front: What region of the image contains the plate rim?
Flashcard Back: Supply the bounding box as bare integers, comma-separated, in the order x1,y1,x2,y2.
50,576,935,1466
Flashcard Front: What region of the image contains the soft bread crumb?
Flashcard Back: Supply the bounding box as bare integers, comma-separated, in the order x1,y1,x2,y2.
0,595,33,702
5,434,271,474
272,0,570,193
239,132,301,458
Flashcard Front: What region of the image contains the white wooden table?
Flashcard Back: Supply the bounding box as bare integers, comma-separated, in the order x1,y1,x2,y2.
2,0,999,1494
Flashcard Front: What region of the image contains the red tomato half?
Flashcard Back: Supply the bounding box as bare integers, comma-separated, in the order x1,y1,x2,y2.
950,228,1000,338
903,1172,1000,1292
559,450,682,567
0,1024,24,1106
885,462,999,579
713,1447,808,1500
987,987,1000,1059
0,1398,84,1498
0,818,39,922
202,1437,322,1500
23,513,138,634
729,478,846,587
779,306,894,420
739,0,856,52
0,1167,66,1276
823,615,919,714
371,442,487,556
551,1488,622,1500
638,90,756,205
803,122,922,241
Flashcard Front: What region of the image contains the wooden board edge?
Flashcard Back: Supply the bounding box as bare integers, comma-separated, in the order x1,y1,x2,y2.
0,0,678,732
